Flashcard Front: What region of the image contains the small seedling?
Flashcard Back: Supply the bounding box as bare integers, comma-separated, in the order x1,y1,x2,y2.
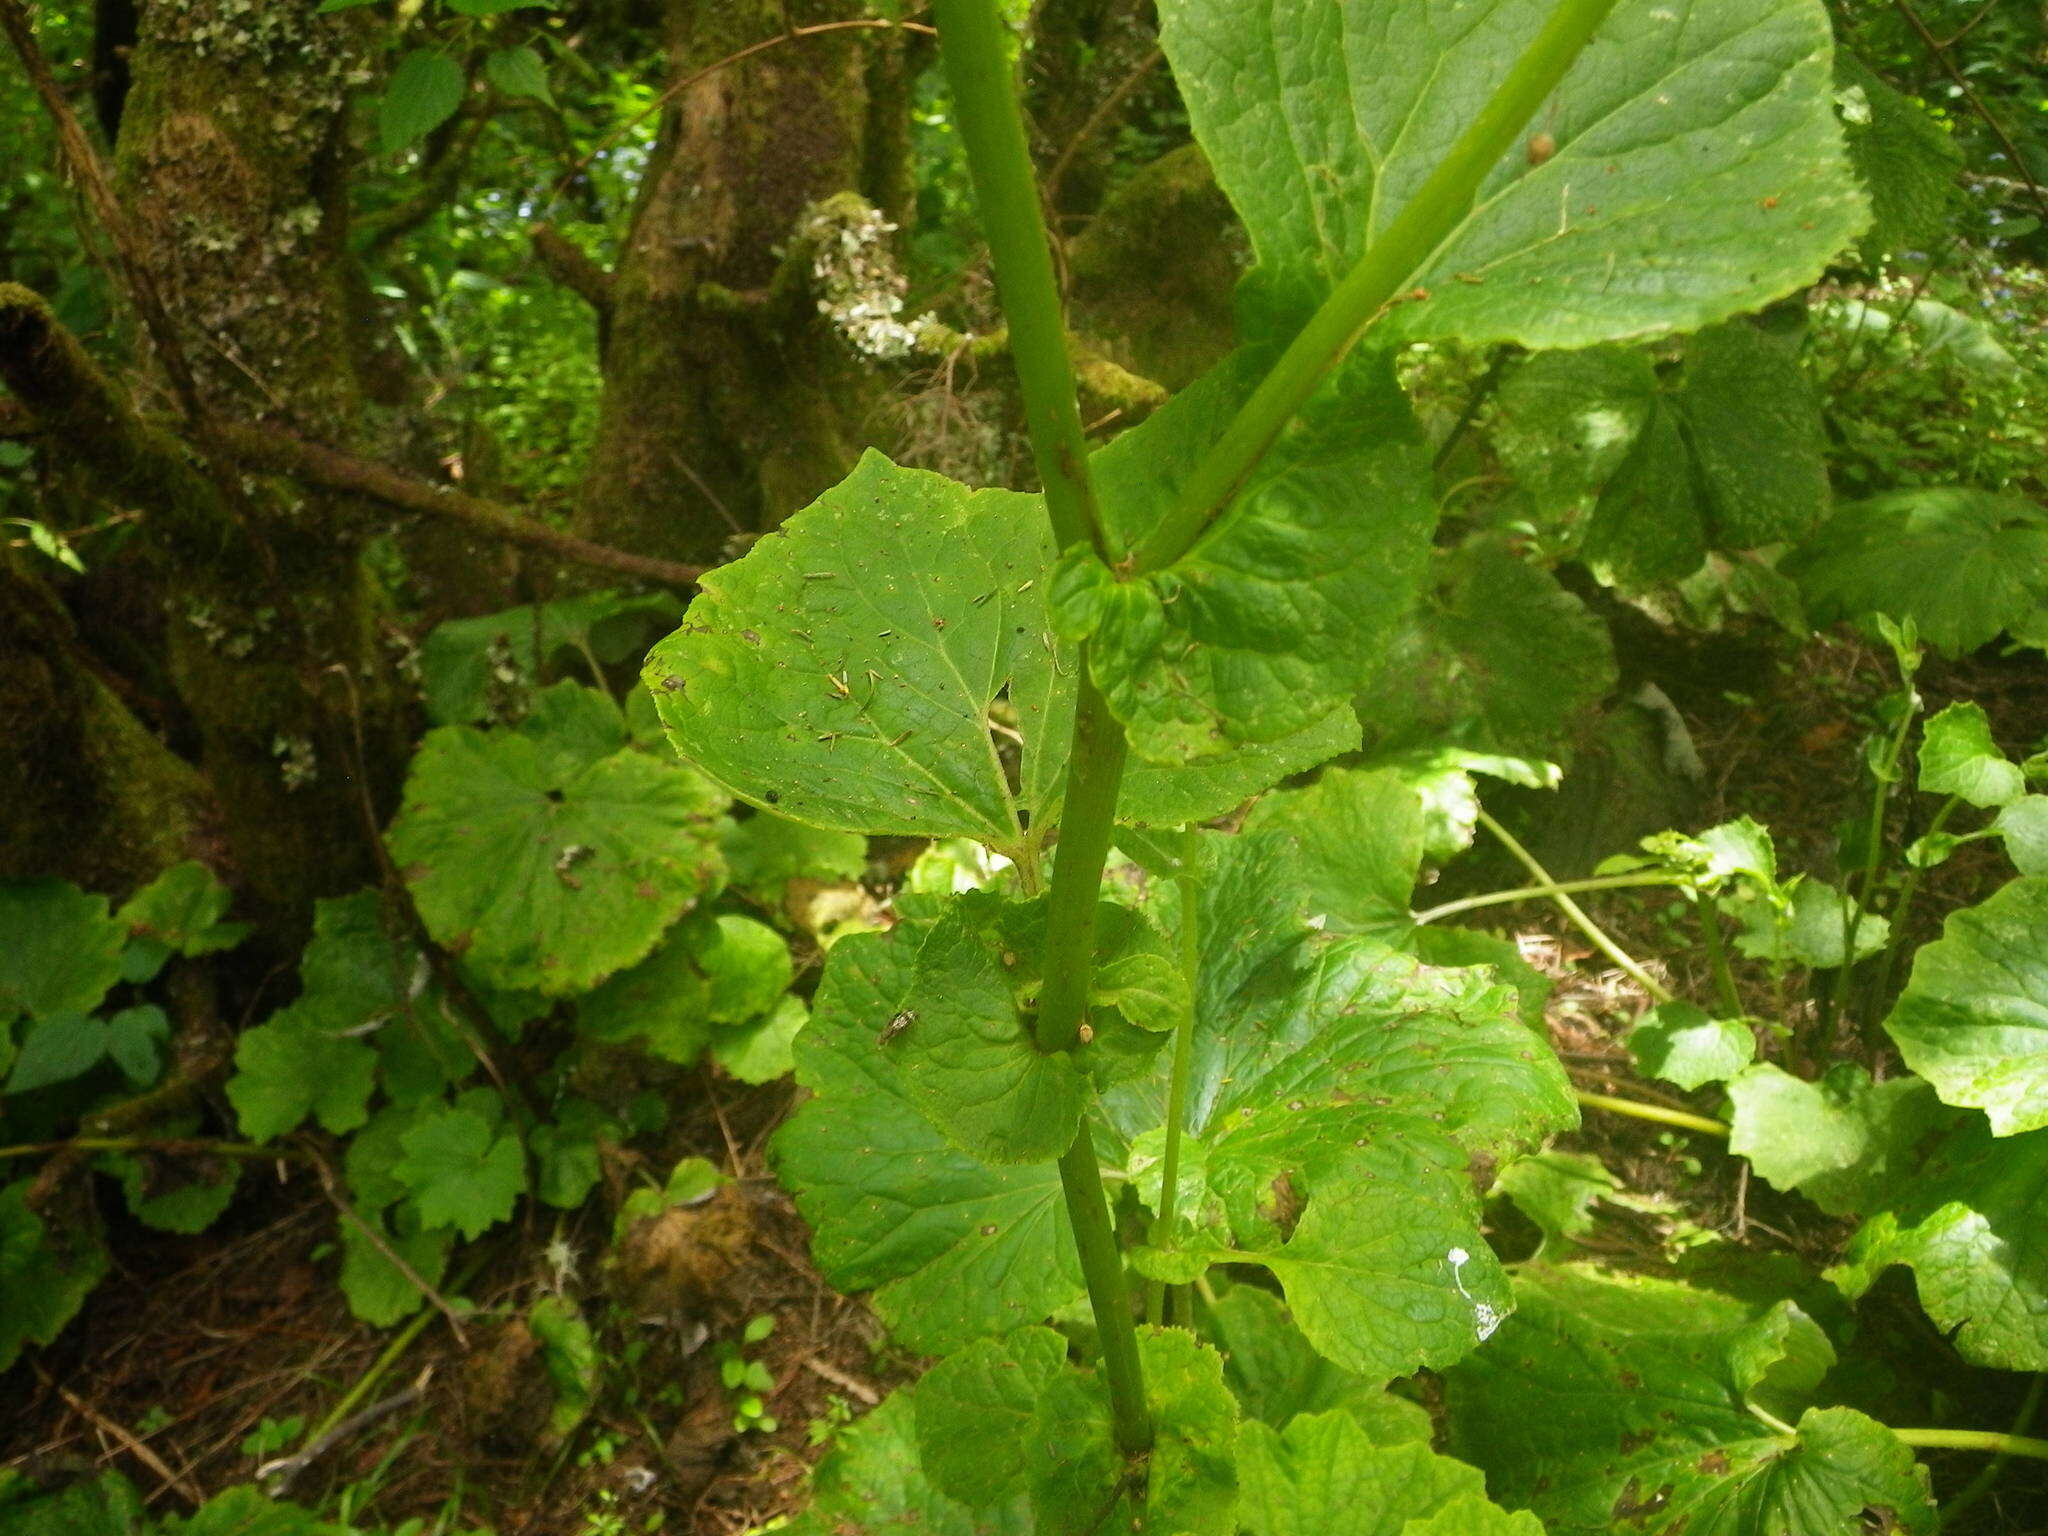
717,1314,779,1434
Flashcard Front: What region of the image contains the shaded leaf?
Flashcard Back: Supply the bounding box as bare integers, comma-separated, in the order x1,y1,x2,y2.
1833,1119,2048,1372
1785,489,2048,656
0,879,123,1025
1444,1265,1934,1535
0,1180,107,1371
1726,1063,1948,1216
378,52,465,154
225,1011,377,1142
1239,1410,1541,1536
1882,875,2048,1135
392,1104,527,1239
114,861,249,957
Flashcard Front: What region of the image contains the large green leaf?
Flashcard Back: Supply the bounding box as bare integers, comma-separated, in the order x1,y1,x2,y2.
1918,701,2025,809
1785,489,2048,655
1028,1329,1239,1536
1725,1063,1948,1216
895,900,1089,1165
647,453,1058,852
387,693,728,995
646,452,1326,846
780,1393,1032,1536
1150,934,1576,1161
0,880,123,1025
1239,768,1423,937
911,1328,1071,1508
1193,1139,1515,1382
1238,1411,1542,1536
1161,0,1865,348
1444,1265,1935,1535
1204,1284,1435,1444
771,927,1084,1353
225,1010,378,1142
1359,543,1618,760
1833,1119,2048,1371
1057,354,1437,764
1677,321,1830,550
1099,870,1571,1380
1882,875,2048,1136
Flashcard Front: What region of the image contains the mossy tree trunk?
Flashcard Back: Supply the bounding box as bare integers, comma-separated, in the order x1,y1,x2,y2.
98,0,405,917
573,0,917,566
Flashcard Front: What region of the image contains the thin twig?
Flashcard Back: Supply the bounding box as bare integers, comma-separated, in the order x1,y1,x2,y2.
305,1144,470,1347
1890,0,2048,223
33,1363,208,1505
0,0,205,424
1041,48,1163,213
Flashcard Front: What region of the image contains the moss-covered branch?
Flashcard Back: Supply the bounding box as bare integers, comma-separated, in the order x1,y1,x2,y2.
214,422,703,588
0,282,244,570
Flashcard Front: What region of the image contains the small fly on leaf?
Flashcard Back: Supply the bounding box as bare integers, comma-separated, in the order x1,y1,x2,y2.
877,1010,915,1047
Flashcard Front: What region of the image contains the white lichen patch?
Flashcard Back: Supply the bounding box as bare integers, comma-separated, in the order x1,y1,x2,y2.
800,197,936,362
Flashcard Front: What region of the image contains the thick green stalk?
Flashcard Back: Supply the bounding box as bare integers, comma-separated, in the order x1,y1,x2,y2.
931,0,1108,561
1033,676,1131,1054
933,0,1149,1458
1130,0,1622,571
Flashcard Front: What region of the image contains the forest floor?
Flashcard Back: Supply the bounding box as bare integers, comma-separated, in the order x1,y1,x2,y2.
4,625,2046,1535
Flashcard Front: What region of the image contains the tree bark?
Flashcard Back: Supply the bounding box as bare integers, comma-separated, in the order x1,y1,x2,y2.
573,0,912,566
91,0,408,918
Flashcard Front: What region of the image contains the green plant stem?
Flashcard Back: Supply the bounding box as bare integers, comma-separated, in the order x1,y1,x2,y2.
1412,873,1684,925
1574,1090,1729,1139
1892,1427,2048,1462
1697,895,1744,1020
0,1136,303,1162
1130,0,1621,572
1148,830,1203,1327
1060,1126,1153,1454
931,0,1108,561
1939,1374,2045,1529
1862,794,1961,1024
1476,809,1674,1003
933,0,1149,1457
1823,695,1919,1037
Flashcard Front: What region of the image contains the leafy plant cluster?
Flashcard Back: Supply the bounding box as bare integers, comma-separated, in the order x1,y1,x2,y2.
5,0,2048,1529
606,0,2048,1531
0,589,849,1366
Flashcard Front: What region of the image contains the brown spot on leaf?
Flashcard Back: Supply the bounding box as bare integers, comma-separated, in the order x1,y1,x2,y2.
1697,1450,1731,1475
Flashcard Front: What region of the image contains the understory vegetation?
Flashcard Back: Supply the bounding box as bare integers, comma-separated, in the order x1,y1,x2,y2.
5,0,2048,1532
